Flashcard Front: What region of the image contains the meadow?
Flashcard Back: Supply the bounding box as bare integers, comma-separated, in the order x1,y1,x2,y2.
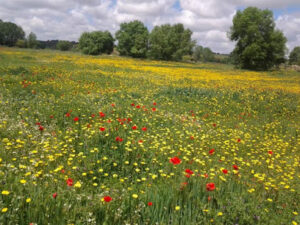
0,47,299,225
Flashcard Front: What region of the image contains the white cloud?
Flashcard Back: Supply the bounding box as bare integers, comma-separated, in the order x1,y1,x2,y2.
0,0,299,53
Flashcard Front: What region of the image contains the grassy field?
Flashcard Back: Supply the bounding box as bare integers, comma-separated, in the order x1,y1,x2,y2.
0,47,299,225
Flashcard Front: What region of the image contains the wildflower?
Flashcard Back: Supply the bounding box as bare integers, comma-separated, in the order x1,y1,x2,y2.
52,193,57,199
218,212,223,216
26,198,31,203
73,117,79,122
185,169,193,175
142,127,147,131
152,107,156,111
222,169,228,174
103,196,112,202
206,183,215,191
74,181,81,188
99,127,106,132
170,157,181,165
209,149,215,155
148,202,153,206
132,194,138,199
132,126,137,130
1,208,8,213
65,112,71,117
237,138,241,142
1,190,10,195
268,150,273,155
175,206,180,211
66,178,73,186
20,179,27,184
39,126,44,131
99,112,105,117
233,165,239,170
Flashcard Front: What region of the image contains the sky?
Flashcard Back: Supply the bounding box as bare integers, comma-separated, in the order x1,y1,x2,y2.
0,0,299,54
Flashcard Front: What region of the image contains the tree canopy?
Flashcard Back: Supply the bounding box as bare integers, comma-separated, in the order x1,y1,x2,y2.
0,20,25,46
27,32,38,49
193,46,215,62
229,7,287,70
116,20,149,58
57,40,72,51
79,31,114,55
289,46,300,66
148,23,195,61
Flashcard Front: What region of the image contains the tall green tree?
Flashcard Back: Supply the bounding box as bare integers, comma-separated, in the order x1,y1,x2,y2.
116,20,149,58
229,7,287,70
149,23,195,61
0,21,25,46
193,45,215,62
27,32,38,48
289,46,300,66
79,31,114,55
57,40,72,51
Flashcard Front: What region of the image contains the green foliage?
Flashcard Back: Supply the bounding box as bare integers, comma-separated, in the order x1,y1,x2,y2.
193,45,215,62
289,46,300,65
116,20,149,58
27,32,38,49
149,23,195,61
15,39,27,48
79,31,114,55
57,40,72,51
0,21,25,46
230,7,287,70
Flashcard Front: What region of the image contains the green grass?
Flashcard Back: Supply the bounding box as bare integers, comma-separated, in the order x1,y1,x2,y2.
0,47,299,225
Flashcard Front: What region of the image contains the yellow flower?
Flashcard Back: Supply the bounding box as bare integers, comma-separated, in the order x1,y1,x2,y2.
267,198,273,202
20,179,27,184
292,221,298,225
26,198,31,203
74,181,81,188
175,206,180,211
132,194,138,199
293,212,298,216
1,190,10,195
1,208,8,213
218,212,223,216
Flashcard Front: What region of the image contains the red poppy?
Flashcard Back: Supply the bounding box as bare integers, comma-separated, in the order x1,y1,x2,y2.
212,123,216,127
233,165,239,170
132,126,137,130
91,114,95,118
73,117,79,122
206,183,215,191
99,127,106,132
66,178,73,186
170,157,181,165
50,115,54,119
185,169,194,175
136,105,141,109
138,140,143,143
103,196,112,202
209,149,215,155
153,102,157,106
152,107,156,111
208,196,212,201
61,169,65,173
268,150,273,155
115,136,123,142
204,173,209,178
99,112,105,118
190,136,194,140
131,103,135,106
222,169,228,174
111,103,115,107
52,192,57,199
237,138,241,142
65,112,71,117
142,127,147,131
36,122,41,126
147,202,153,206
39,126,44,131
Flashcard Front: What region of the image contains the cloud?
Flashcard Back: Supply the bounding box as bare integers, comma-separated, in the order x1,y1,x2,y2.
0,0,299,53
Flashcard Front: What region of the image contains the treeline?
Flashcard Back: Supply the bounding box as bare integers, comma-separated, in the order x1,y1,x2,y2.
1,7,300,70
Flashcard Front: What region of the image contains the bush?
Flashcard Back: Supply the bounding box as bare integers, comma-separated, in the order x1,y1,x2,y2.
79,31,114,55
15,39,27,48
57,41,72,51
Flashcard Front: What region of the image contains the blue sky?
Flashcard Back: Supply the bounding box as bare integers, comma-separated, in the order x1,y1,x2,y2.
0,0,299,53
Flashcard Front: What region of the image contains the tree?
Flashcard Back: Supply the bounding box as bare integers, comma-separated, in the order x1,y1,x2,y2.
116,20,149,58
79,31,114,55
148,23,195,61
229,7,287,70
16,39,27,48
27,32,38,48
289,46,300,65
57,40,72,51
193,45,215,62
0,21,25,46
